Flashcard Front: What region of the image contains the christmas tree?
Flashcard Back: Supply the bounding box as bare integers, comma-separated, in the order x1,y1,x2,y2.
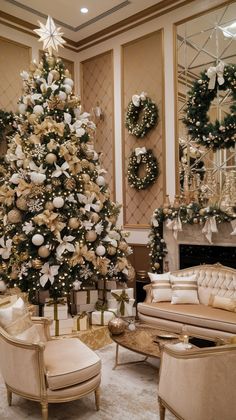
0,17,133,303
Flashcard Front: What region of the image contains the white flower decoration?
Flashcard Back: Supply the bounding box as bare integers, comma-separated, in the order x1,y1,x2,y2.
0,237,12,260
39,263,60,287
22,221,34,234
52,161,70,178
56,235,75,258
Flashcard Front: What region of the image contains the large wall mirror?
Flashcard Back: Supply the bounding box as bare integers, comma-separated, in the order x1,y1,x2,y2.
176,1,236,216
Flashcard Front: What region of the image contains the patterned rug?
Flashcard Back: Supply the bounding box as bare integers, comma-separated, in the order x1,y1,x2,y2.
0,343,175,419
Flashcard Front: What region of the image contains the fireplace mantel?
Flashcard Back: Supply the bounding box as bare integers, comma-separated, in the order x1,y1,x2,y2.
163,222,236,271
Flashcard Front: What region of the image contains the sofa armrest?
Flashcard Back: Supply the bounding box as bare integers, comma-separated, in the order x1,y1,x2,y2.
31,316,52,341
143,284,153,303
159,344,236,420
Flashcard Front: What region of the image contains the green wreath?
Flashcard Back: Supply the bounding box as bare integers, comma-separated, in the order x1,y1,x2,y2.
127,148,159,190
125,93,158,138
183,63,236,150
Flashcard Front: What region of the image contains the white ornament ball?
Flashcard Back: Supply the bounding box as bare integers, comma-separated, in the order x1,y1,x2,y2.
85,231,97,242
33,105,44,115
38,245,50,258
64,77,74,88
68,218,80,229
32,234,44,246
53,196,64,208
8,208,22,223
58,91,67,101
63,84,72,94
18,103,27,114
96,176,105,187
46,153,57,164
0,280,6,292
95,245,106,256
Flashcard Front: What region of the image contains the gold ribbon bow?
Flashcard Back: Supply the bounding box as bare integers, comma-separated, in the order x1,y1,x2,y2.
111,290,129,316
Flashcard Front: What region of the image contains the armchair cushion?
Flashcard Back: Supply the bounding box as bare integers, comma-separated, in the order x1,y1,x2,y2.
0,297,25,328
44,338,101,391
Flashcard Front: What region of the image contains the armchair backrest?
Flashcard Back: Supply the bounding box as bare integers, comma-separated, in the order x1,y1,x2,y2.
0,326,46,398
159,344,236,420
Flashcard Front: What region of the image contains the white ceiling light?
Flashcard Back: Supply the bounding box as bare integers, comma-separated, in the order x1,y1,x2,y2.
219,22,236,38
80,7,88,14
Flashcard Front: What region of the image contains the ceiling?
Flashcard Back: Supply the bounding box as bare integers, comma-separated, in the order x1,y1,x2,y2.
0,0,186,49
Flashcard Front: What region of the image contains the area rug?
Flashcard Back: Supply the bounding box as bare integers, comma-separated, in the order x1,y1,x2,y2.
0,343,175,419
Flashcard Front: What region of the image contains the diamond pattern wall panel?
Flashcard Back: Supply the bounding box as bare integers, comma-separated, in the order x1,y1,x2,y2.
122,31,164,227
81,51,114,199
0,37,31,112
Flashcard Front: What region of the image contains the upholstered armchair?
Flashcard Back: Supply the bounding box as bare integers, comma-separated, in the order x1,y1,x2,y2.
158,343,236,420
0,316,101,420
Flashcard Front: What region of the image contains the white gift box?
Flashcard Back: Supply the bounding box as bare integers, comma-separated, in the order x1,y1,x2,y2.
73,313,89,331
71,303,96,314
91,309,117,326
43,298,68,320
97,279,117,290
98,290,112,301
110,288,135,317
72,290,98,305
111,288,134,299
50,318,73,336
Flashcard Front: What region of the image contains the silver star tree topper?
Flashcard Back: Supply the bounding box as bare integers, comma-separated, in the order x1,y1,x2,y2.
34,15,66,55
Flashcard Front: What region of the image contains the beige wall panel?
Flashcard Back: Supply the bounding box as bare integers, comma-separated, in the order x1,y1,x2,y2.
122,31,164,228
81,51,115,199
0,37,31,112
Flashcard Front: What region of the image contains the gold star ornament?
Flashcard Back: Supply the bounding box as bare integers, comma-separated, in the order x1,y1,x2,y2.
34,15,66,54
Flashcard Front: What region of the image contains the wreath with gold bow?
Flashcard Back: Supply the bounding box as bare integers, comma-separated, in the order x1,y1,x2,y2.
183,62,236,150
125,92,158,138
127,147,159,190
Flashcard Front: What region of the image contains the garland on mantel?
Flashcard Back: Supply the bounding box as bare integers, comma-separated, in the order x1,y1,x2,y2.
148,202,236,273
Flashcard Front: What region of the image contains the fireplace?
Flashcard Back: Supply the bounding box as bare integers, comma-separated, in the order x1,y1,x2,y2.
163,222,236,271
179,244,236,269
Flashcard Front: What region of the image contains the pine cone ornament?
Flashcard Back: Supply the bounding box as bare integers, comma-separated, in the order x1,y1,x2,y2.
64,178,76,190
32,259,43,269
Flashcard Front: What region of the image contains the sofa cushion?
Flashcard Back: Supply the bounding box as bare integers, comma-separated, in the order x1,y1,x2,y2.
209,295,236,312
170,274,199,304
44,338,101,391
137,302,236,334
148,272,172,302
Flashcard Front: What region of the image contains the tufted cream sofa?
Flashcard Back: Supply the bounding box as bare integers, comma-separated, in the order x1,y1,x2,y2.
137,263,236,339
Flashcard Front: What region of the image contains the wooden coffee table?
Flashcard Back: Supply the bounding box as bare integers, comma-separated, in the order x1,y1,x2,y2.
110,324,180,369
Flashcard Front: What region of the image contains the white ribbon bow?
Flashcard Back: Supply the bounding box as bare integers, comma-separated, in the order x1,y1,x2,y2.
206,61,225,90
202,216,218,244
40,263,60,287
52,161,70,178
135,147,146,163
56,235,75,258
77,192,101,213
166,217,182,240
132,91,147,107
230,219,236,236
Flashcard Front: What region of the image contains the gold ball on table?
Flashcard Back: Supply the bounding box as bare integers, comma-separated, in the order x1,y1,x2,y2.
108,317,126,335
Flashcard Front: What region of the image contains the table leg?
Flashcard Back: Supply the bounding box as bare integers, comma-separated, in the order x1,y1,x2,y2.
113,343,149,370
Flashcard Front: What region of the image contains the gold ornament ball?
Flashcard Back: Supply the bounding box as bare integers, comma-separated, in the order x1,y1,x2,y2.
107,245,117,256
51,69,60,81
46,153,57,164
10,270,18,280
47,55,55,67
154,262,160,269
162,208,169,215
16,197,28,211
68,217,80,229
199,208,205,216
38,246,50,258
8,208,22,223
118,241,128,252
90,213,100,223
108,317,126,335
32,259,43,269
12,234,21,244
85,230,97,242
45,201,54,210
82,174,90,183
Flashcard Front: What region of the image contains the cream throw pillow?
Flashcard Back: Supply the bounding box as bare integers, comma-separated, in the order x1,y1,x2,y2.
170,274,199,304
209,295,236,312
0,297,25,328
148,272,172,302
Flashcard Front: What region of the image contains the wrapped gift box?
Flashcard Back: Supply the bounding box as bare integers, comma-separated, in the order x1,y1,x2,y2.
110,288,135,317
50,318,73,336
43,298,68,320
97,279,117,290
71,303,96,315
71,290,98,305
111,288,134,299
98,290,113,301
91,309,117,326
73,312,89,331
36,290,50,304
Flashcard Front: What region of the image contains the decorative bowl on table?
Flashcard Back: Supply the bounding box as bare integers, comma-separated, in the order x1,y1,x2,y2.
108,317,126,335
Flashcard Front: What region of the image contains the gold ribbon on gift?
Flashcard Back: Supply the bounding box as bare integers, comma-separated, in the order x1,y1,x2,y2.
76,311,88,330
86,290,90,304
46,298,66,320
111,290,129,316
55,319,59,336
0,299,11,307
95,301,116,325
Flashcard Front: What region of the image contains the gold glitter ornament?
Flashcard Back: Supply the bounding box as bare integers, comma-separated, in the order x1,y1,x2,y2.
46,153,57,164
107,245,116,256
90,213,100,223
32,259,43,269
45,201,54,210
38,246,50,258
29,134,41,144
85,230,97,242
68,217,80,229
82,174,90,183
65,178,76,190
8,208,22,223
28,114,38,124
199,208,206,216
154,262,160,269
16,197,28,211
52,179,61,186
51,69,60,81
20,252,29,261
